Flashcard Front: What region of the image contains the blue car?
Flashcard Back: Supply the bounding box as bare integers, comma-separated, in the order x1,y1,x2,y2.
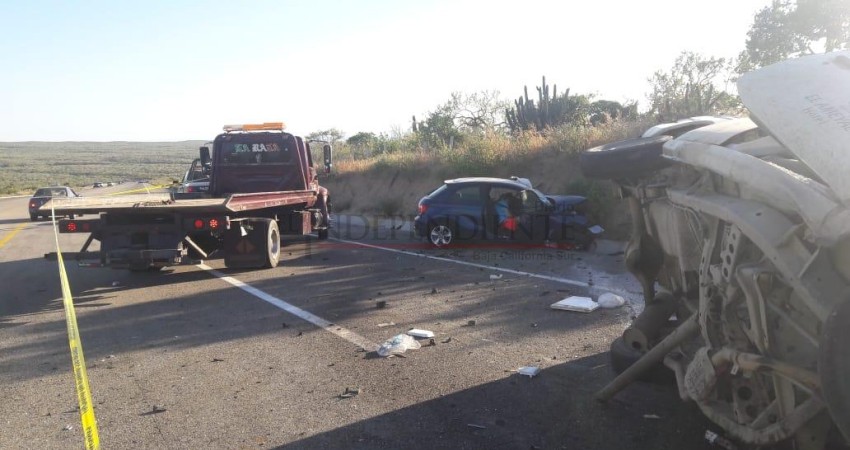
413,177,603,248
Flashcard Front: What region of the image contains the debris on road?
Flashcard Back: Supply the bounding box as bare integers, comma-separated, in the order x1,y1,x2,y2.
151,405,167,414
597,292,626,309
643,414,661,419
377,322,396,328
466,320,477,326
467,423,487,429
376,300,387,309
339,387,360,399
377,334,421,357
442,337,452,344
517,366,541,378
489,274,503,280
211,358,224,363
705,430,738,450
62,425,73,431
112,281,120,287
550,296,599,313
407,329,435,338
430,288,438,295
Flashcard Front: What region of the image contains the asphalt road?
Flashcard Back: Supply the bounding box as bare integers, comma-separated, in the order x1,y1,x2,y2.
0,185,717,450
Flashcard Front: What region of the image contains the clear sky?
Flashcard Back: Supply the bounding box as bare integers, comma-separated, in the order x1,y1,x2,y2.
1,0,771,141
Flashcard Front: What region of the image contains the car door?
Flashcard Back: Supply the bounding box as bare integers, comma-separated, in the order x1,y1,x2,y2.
444,184,486,240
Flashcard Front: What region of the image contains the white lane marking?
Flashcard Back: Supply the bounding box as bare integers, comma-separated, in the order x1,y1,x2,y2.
332,237,589,287
329,237,634,298
197,263,380,352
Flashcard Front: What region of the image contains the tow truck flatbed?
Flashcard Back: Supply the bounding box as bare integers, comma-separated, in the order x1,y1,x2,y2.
42,190,318,215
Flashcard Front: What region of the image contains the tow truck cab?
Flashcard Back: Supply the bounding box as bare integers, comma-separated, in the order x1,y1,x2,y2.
205,122,331,197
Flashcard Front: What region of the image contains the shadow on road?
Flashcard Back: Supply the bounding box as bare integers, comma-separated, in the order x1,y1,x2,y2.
273,353,714,450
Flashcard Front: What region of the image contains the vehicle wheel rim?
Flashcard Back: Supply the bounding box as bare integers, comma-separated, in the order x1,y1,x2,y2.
270,229,280,258
429,225,452,246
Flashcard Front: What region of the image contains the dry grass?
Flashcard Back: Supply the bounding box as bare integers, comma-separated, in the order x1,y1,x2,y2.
0,141,203,194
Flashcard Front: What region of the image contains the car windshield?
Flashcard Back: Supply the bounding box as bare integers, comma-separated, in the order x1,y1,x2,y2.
34,188,67,197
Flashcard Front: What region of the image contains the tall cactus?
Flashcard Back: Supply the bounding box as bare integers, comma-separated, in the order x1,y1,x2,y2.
505,76,578,133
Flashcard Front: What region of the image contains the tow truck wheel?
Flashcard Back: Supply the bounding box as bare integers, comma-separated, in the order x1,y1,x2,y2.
317,228,329,240
262,219,281,268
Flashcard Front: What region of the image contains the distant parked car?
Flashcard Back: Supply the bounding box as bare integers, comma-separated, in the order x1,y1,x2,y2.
29,186,80,221
175,158,210,198
413,177,603,248
107,181,114,187
93,182,104,188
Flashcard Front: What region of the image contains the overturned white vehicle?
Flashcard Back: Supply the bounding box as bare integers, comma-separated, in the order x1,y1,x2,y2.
581,51,850,448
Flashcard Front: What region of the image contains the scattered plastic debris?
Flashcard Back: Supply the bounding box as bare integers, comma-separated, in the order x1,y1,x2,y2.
517,366,541,377
62,425,73,431
151,405,167,413
705,430,738,450
643,414,661,419
442,337,453,344
339,387,360,399
467,320,477,326
550,296,599,313
489,274,503,280
377,322,396,328
597,292,626,309
211,358,224,363
376,300,387,309
467,423,487,429
407,329,435,338
111,281,120,287
377,334,422,357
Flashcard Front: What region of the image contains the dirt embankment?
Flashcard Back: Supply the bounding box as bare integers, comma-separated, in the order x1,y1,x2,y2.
321,151,632,239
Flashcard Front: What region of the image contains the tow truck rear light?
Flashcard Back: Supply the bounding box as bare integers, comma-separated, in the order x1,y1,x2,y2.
66,221,77,232
58,219,97,234
223,122,286,132
188,217,227,231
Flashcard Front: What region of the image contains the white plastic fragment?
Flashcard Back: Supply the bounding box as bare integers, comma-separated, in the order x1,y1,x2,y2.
489,274,503,280
407,329,435,338
550,296,599,313
597,292,626,309
517,366,541,377
377,333,422,357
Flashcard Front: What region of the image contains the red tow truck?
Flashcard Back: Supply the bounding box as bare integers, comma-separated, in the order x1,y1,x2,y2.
44,122,332,271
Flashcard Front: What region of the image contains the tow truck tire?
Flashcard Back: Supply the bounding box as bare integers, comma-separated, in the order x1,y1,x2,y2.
317,228,329,240
261,219,281,268
580,135,672,180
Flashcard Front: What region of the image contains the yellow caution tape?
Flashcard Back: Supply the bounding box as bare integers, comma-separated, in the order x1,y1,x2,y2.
51,207,100,450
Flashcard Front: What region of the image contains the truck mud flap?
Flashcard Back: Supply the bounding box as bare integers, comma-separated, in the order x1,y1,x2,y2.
223,219,280,269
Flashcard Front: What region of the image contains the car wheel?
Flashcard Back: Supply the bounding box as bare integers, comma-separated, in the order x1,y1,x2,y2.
317,228,329,240
580,135,672,180
428,223,454,247
30,214,37,221
609,336,675,384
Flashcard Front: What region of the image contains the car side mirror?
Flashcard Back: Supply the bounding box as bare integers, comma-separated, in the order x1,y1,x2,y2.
323,144,333,173
199,146,211,167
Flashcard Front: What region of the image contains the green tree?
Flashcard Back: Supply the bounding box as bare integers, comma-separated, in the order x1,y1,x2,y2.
306,128,345,144
739,0,850,71
647,52,741,122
